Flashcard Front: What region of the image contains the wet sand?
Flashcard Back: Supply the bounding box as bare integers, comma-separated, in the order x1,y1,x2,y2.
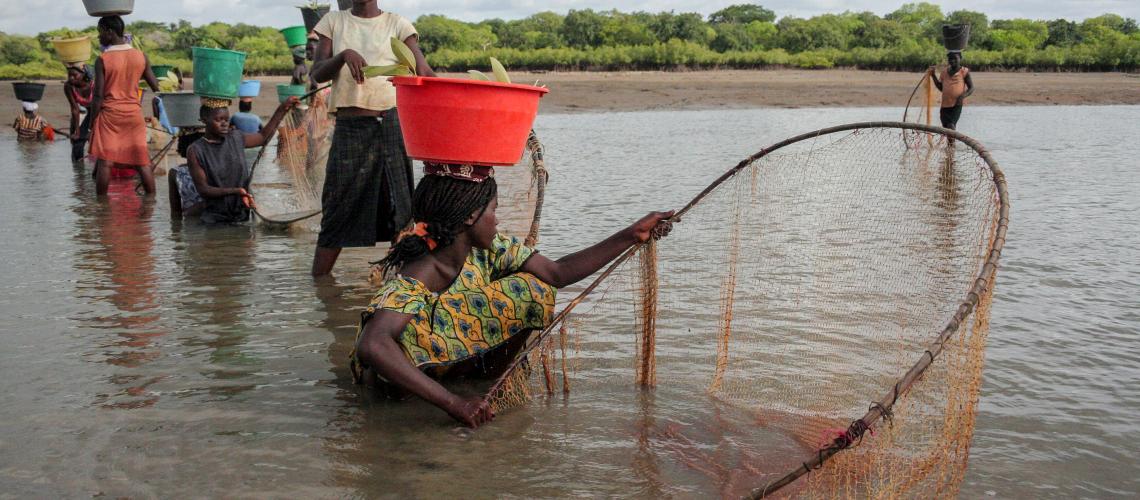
4,70,1138,133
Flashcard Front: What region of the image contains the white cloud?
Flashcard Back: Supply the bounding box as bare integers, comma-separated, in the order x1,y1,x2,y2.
2,0,1137,35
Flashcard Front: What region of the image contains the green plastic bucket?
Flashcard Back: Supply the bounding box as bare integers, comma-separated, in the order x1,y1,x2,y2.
192,47,247,99
280,26,308,48
151,64,174,79
277,84,307,103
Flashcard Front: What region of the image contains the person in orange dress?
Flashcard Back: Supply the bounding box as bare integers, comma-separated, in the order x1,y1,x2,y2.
930,51,975,131
88,15,161,196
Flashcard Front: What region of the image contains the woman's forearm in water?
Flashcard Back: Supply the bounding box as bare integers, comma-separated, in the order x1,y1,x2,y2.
65,86,80,134
357,321,462,412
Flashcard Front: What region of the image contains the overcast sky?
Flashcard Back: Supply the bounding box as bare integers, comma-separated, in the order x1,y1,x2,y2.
2,0,1137,36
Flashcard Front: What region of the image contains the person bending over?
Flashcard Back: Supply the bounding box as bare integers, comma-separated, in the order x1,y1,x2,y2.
64,64,95,160
351,164,673,428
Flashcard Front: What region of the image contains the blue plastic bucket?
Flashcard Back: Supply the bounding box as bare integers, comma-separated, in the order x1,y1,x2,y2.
238,80,261,98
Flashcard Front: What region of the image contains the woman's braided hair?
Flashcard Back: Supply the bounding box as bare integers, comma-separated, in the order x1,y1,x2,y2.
377,175,498,274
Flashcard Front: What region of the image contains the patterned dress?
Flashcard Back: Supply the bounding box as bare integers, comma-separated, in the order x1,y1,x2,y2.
351,234,556,381
13,115,45,142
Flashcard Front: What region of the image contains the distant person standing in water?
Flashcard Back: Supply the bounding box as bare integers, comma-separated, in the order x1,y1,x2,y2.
88,15,161,196
308,0,435,276
230,99,262,134
930,51,974,130
291,45,309,86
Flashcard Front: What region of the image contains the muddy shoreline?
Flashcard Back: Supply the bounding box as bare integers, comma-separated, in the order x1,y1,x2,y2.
4,70,1137,134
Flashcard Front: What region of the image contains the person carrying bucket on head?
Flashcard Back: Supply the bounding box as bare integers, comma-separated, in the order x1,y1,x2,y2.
305,34,319,86
231,81,263,134
930,25,975,131
349,164,674,427
174,96,299,224
930,51,974,131
88,15,163,196
291,45,310,86
64,64,95,160
308,0,437,276
12,101,53,142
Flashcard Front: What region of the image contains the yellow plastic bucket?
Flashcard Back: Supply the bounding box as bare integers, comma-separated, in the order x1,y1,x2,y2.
51,36,92,64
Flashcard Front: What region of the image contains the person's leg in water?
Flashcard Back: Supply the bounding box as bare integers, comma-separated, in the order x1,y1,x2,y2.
95,158,112,195
131,164,156,195
312,247,342,276
169,174,181,213
939,104,961,131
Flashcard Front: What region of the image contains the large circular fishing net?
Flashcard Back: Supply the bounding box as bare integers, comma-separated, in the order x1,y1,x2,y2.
484,122,1008,497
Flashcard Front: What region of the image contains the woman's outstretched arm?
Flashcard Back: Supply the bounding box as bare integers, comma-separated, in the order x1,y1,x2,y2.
522,211,674,288
242,97,298,148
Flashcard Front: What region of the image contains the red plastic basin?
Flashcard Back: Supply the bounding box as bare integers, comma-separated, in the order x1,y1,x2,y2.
392,76,548,166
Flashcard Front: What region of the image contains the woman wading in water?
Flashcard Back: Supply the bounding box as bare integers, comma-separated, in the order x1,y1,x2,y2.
64,64,95,162
88,15,162,196
309,0,435,276
351,164,672,427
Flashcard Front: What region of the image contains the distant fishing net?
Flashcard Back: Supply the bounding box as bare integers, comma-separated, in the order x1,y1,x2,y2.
251,89,333,230
484,122,1008,497
903,69,940,149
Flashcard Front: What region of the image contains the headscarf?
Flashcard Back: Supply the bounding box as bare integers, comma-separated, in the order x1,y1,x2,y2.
22,102,38,112
423,163,495,183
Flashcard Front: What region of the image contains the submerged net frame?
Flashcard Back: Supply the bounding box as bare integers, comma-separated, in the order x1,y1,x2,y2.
483,121,1009,497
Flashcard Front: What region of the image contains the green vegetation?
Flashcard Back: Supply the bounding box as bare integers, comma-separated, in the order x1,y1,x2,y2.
2,3,1138,79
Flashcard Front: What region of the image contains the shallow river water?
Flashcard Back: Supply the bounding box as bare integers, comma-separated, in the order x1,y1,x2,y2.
0,105,1137,498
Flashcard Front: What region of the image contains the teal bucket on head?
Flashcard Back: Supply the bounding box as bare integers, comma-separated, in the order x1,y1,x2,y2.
192,47,247,100
239,80,261,98
280,26,308,48
277,84,307,103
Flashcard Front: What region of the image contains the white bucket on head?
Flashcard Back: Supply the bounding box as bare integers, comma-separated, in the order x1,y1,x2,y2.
83,0,134,16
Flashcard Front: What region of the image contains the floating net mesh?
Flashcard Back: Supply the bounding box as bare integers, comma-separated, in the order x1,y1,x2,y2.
249,89,333,230
483,122,1008,497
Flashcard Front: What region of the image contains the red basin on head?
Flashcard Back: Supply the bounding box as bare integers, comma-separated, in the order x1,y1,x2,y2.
392,76,548,166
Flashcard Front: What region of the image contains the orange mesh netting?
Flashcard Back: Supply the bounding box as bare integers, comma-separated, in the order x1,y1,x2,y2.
483,122,1008,497
903,69,940,150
